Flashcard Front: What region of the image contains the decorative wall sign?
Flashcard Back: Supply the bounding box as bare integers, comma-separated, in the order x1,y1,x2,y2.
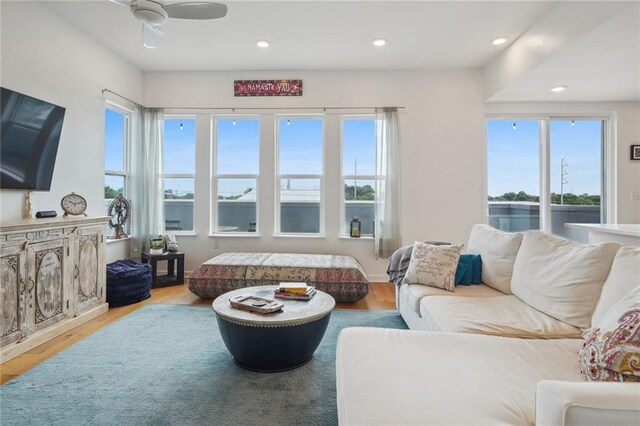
631,145,640,160
234,80,302,97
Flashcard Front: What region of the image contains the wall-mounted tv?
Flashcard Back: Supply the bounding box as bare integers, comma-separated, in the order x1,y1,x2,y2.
0,87,66,191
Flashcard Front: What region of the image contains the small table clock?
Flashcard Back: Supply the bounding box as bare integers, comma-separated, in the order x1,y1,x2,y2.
61,192,88,217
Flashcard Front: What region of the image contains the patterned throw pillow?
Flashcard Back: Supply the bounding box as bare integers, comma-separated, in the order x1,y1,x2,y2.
579,285,640,382
403,242,462,292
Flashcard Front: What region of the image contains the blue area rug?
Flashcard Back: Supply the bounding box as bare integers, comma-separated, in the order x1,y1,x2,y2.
1,304,407,426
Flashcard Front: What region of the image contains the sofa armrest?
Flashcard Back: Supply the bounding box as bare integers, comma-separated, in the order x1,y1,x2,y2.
536,380,640,426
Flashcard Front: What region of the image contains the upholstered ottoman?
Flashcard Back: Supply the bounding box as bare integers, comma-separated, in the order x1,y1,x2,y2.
106,259,152,307
188,252,369,303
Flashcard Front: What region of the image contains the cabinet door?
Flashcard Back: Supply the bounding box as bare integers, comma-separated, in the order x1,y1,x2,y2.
74,226,105,314
0,246,27,347
26,239,71,333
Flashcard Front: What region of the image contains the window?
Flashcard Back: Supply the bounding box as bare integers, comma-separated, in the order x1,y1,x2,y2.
341,117,376,236
487,117,606,241
487,120,540,232
276,117,324,234
104,107,128,214
163,117,196,232
213,117,260,233
550,119,604,239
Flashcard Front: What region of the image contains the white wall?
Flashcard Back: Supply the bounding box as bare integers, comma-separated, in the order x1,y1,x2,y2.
144,70,486,279
0,1,143,225
484,102,640,224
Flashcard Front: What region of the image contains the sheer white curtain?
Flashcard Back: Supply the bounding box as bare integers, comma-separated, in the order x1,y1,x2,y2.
375,107,402,259
128,107,165,257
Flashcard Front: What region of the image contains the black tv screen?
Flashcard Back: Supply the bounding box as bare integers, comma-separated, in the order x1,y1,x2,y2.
0,87,66,190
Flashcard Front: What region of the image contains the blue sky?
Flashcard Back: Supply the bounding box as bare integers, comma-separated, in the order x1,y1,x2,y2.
104,109,124,173
487,119,602,197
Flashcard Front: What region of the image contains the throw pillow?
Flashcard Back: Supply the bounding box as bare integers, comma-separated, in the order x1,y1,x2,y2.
466,224,523,294
511,231,619,330
456,254,482,285
580,285,640,382
454,263,467,285
591,246,640,326
404,242,462,292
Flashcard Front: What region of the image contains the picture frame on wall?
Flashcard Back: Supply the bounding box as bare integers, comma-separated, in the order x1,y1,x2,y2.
631,145,640,160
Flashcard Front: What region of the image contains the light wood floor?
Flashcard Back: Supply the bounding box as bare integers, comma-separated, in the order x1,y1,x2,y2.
0,281,396,385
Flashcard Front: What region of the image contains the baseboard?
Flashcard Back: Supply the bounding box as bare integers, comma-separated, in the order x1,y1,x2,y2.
368,274,390,283
1,304,109,363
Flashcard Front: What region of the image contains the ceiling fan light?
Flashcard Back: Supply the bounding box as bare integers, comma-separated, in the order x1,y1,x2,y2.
131,0,168,25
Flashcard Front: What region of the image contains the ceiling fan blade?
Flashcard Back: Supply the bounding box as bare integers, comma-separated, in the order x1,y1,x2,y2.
142,23,165,49
164,2,228,20
109,0,131,6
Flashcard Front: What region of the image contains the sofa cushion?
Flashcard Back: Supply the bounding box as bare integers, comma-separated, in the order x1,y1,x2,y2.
336,327,582,426
580,285,640,382
466,224,523,294
403,242,462,292
399,283,503,316
420,295,582,338
592,246,640,325
511,231,619,330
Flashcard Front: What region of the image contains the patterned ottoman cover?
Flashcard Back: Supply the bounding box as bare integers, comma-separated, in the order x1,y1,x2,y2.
188,253,369,303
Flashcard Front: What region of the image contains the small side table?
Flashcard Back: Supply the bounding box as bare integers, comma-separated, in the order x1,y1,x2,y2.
141,251,185,288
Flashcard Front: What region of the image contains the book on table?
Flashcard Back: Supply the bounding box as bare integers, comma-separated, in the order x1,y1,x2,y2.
278,282,309,293
275,282,316,300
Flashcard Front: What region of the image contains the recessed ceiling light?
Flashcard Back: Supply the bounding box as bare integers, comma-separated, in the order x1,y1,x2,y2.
372,38,386,47
256,40,270,48
492,37,507,45
550,85,568,93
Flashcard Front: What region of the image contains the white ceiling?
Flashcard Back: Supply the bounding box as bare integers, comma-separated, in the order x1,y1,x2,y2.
489,2,640,102
41,0,554,72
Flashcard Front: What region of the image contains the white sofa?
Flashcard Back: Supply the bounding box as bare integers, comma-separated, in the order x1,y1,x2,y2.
337,226,640,425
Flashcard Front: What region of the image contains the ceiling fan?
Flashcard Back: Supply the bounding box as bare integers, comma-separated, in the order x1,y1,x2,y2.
110,0,228,48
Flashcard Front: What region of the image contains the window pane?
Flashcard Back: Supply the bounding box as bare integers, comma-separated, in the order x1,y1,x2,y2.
217,119,259,175
163,118,196,174
164,178,194,231
343,119,375,176
278,118,323,175
487,120,540,232
104,175,125,213
217,178,257,233
344,179,375,235
280,178,320,233
550,120,603,242
105,109,125,172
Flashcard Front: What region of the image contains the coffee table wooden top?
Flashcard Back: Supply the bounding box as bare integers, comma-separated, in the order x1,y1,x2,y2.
212,286,335,328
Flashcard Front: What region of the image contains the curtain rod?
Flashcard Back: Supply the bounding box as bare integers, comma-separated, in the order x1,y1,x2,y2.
101,89,405,111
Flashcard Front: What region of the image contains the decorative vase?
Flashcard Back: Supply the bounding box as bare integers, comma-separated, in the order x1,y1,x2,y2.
149,248,163,255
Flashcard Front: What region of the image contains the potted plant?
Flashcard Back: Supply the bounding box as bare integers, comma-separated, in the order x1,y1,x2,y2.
149,238,165,255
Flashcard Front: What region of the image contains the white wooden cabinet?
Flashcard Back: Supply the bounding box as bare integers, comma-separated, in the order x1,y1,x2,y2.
1,216,109,362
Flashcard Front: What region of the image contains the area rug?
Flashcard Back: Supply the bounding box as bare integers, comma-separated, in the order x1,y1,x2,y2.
1,304,407,426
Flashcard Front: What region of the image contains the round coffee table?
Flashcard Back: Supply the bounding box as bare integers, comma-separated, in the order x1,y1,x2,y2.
212,286,335,372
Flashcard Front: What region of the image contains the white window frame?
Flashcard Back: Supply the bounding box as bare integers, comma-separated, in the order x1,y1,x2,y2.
162,114,196,234
104,103,130,215
275,115,325,236
340,115,376,237
210,115,261,235
484,113,614,233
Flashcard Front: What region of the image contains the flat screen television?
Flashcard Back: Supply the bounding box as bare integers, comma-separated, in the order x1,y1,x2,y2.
0,87,66,190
